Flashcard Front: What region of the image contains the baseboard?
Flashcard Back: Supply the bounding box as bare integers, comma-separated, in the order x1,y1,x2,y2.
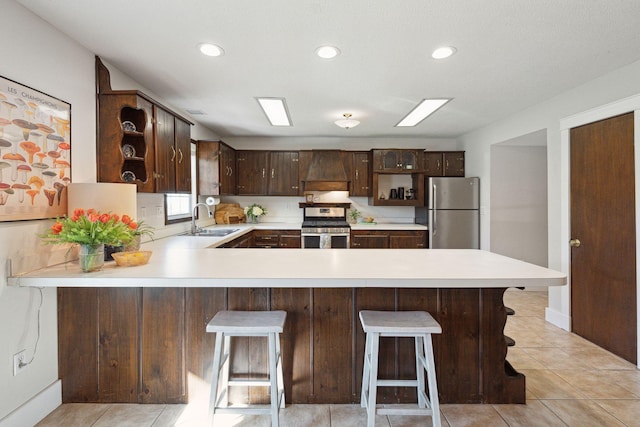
545,306,570,331
0,380,61,427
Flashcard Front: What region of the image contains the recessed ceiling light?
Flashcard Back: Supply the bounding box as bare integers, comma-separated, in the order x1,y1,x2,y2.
256,97,292,126
316,46,341,59
198,43,224,57
431,46,456,59
396,99,451,127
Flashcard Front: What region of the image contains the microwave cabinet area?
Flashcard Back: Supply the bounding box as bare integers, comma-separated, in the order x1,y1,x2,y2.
370,172,425,206
196,141,236,196
351,230,427,249
424,151,465,177
96,58,192,193
236,151,299,196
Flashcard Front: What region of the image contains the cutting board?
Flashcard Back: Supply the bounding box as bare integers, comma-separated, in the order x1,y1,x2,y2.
215,203,246,224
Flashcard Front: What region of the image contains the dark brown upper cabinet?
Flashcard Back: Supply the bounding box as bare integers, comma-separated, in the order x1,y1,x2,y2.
424,151,465,177
350,151,371,197
268,151,299,195
236,150,268,195
372,149,423,173
236,150,299,196
96,57,193,193
196,140,236,196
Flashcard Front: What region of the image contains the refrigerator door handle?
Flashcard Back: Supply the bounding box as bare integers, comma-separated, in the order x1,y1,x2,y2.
432,184,437,235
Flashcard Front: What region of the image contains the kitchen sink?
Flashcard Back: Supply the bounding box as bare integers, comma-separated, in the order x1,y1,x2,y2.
183,228,239,237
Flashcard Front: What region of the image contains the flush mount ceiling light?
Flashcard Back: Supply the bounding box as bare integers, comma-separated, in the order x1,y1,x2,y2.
396,99,451,127
334,113,360,129
256,97,292,126
316,46,341,59
431,46,456,59
198,43,225,57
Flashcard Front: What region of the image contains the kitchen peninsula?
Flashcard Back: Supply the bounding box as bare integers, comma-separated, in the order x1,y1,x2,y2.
9,229,566,406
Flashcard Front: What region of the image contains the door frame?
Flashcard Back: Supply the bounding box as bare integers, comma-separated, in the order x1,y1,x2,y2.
559,94,640,366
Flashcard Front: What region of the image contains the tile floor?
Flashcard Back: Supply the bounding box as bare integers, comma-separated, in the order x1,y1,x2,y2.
37,290,640,426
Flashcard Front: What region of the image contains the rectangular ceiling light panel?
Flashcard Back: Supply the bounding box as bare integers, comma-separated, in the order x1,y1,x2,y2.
396,98,451,127
256,97,292,126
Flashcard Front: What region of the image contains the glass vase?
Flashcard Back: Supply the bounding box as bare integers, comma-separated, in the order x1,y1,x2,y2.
78,243,105,272
124,235,141,251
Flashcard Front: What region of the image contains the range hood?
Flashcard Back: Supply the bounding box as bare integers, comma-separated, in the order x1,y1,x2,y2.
300,150,350,192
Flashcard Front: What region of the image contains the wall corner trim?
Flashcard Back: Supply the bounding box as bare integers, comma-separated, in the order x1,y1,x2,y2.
545,307,570,332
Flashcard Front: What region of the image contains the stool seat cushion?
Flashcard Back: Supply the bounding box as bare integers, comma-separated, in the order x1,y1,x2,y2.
359,310,442,334
207,310,286,333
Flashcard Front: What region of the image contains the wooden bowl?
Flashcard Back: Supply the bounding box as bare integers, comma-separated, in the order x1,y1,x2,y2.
112,250,152,267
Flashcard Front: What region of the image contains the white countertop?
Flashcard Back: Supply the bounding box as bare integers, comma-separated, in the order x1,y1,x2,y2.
9,227,566,289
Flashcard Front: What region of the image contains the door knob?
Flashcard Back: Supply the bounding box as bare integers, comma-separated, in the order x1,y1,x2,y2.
569,239,581,248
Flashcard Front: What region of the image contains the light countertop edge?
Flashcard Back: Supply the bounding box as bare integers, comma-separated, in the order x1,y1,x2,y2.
8,229,567,289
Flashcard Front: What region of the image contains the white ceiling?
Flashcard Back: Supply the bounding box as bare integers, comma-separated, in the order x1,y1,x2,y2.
17,0,640,141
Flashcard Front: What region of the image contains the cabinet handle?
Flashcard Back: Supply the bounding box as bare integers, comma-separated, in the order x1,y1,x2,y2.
445,160,449,169
437,160,441,169
170,146,176,161
178,148,183,163
271,168,275,179
262,168,266,178
355,170,359,179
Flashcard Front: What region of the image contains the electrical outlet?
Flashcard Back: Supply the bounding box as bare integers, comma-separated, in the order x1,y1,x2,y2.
140,207,146,218
156,207,163,216
13,350,26,375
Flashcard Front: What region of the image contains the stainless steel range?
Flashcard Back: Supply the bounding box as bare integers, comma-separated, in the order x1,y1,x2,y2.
300,204,350,248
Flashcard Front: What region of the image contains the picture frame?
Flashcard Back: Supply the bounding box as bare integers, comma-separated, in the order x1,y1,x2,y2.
0,75,71,221
305,193,314,203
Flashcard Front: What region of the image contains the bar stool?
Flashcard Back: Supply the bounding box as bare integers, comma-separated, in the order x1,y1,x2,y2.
359,310,442,427
207,310,286,426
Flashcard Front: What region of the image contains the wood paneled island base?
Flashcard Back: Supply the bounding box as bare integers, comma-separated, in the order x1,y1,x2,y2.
58,286,524,405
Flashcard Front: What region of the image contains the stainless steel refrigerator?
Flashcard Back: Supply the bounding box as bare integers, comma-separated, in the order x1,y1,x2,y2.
415,177,480,249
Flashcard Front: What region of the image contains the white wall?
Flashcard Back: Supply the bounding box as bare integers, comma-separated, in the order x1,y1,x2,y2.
460,57,640,331
221,194,417,224
0,1,217,423
0,2,95,422
490,135,548,268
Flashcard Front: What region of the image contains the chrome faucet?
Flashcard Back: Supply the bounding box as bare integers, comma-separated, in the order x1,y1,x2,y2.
191,202,213,234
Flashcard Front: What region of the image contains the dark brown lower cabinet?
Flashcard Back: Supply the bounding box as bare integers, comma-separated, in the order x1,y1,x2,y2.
58,286,523,405
351,230,427,248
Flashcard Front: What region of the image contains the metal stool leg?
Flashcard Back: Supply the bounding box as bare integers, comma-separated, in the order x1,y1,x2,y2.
275,332,285,409
220,335,231,408
209,331,225,423
415,335,427,408
423,334,441,427
268,332,280,427
360,332,372,407
366,332,380,427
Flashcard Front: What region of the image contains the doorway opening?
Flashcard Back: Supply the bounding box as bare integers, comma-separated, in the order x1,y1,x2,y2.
490,129,549,291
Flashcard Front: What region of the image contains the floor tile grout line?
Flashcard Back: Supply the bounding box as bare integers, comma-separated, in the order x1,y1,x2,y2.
89,403,113,427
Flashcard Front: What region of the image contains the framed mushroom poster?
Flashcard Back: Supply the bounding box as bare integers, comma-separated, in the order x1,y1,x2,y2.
0,75,71,221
